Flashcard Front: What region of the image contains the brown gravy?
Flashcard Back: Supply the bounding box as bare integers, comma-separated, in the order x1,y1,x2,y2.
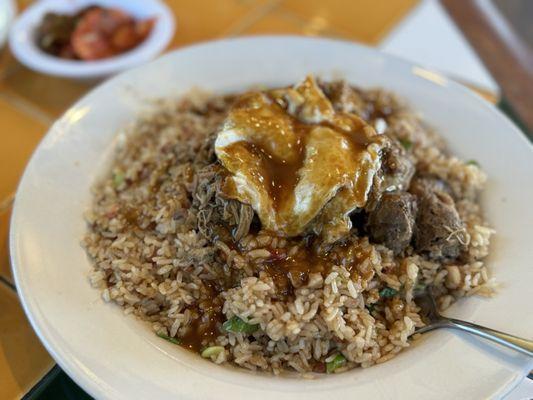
221,93,374,211
179,282,224,351
264,245,329,296
179,308,223,352
176,236,374,350
261,237,373,297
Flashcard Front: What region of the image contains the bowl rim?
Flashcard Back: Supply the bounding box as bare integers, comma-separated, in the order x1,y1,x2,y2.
8,0,175,78
0,0,16,48
9,35,533,400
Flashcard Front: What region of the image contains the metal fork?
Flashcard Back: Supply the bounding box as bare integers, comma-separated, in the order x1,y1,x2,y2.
414,288,533,357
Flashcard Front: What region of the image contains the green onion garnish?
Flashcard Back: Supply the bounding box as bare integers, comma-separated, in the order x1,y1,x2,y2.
201,346,225,358
222,316,259,334
326,354,346,373
156,332,181,345
113,171,125,187
379,287,398,298
399,138,413,151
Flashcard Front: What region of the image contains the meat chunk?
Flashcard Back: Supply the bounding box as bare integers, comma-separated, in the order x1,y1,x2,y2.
193,164,254,242
367,192,417,255
364,139,415,213
319,81,366,115
381,139,415,192
414,191,466,260
409,176,452,199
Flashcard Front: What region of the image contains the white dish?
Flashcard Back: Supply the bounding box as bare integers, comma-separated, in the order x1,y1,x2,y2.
0,0,15,48
8,0,174,79
10,36,533,400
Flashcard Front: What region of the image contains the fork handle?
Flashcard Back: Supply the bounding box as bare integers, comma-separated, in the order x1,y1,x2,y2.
445,318,533,357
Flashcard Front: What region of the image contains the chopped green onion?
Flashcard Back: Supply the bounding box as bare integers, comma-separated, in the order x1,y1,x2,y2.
466,159,479,167
399,138,413,151
414,283,427,292
223,316,259,334
156,332,181,345
113,171,125,187
379,287,398,298
365,304,376,313
201,346,225,358
326,354,346,373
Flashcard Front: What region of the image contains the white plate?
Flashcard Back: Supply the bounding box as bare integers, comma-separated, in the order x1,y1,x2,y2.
8,0,175,79
0,0,15,48
10,36,533,400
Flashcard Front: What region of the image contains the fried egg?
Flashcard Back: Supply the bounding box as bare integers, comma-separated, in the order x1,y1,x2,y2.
215,76,387,241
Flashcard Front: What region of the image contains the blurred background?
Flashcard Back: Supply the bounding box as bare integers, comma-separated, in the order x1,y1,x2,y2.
0,0,531,398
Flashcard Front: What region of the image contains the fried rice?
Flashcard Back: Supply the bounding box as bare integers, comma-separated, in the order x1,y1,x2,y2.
83,83,495,375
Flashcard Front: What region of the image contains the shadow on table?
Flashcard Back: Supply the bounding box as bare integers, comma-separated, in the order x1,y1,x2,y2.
23,366,93,400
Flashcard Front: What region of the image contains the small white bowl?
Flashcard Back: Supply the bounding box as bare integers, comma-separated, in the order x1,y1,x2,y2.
0,0,16,48
8,0,175,79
